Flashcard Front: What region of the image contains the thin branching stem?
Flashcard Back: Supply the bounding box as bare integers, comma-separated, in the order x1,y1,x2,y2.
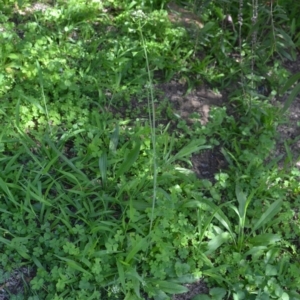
137,20,157,238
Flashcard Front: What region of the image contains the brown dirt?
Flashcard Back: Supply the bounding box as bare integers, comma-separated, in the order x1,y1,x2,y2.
273,58,300,169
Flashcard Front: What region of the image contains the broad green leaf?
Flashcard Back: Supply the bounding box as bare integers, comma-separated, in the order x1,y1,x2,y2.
280,292,289,300
8,53,20,60
149,290,169,300
116,141,141,177
280,72,300,95
244,246,267,259
265,264,278,276
248,234,281,246
205,232,231,255
252,199,282,232
256,292,270,300
210,287,227,300
200,21,215,33
16,248,31,260
149,280,188,294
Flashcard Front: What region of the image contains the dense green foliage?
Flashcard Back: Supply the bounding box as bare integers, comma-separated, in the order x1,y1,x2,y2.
0,0,300,299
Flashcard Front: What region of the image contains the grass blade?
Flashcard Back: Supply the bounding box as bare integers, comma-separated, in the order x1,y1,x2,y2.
116,259,126,294
280,82,300,114
168,139,210,164
99,152,108,187
55,255,92,276
115,141,141,177
125,237,148,264
280,72,300,95
252,199,282,232
109,124,119,154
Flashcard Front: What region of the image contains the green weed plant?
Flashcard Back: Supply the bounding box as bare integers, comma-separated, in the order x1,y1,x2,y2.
0,0,299,299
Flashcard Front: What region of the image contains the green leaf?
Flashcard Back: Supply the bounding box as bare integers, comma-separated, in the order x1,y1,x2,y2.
244,246,267,259
115,141,141,177
0,177,20,208
280,292,289,300
252,199,282,232
116,259,126,293
205,232,231,255
0,236,11,246
281,81,300,114
256,292,270,300
266,264,278,276
110,124,119,154
99,152,108,186
46,137,88,180
125,237,147,264
150,280,188,294
192,295,211,300
248,234,281,246
168,139,210,164
236,184,247,218
210,287,227,300
55,255,92,276
41,154,60,175
186,193,235,242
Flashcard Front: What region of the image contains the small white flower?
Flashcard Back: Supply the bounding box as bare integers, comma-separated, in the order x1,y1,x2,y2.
111,285,120,294
131,10,146,19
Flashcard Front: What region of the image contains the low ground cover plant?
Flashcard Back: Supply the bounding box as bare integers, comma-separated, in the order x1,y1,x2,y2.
0,0,299,299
